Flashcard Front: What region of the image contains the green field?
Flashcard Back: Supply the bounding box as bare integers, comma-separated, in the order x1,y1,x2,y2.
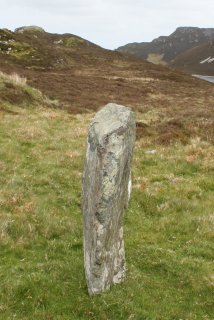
0,93,213,320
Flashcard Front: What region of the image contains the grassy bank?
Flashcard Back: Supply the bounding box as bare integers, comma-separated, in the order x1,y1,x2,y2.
0,102,213,319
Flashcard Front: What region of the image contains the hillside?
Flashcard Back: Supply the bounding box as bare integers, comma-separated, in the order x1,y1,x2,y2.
0,27,214,320
0,26,102,69
0,26,214,143
0,71,56,114
170,41,214,75
0,79,214,320
116,27,214,70
0,27,213,113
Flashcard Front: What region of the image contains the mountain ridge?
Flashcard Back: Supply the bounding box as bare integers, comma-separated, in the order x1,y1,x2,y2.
116,27,214,74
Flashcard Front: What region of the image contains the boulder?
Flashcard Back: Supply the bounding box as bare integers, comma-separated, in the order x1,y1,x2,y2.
15,26,45,33
82,103,136,295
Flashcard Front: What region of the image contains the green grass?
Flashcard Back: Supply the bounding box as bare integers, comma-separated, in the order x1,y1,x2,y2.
0,39,35,59
65,37,85,47
0,105,213,320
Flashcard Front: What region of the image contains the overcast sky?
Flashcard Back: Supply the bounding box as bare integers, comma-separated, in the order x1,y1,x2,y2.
2,0,214,49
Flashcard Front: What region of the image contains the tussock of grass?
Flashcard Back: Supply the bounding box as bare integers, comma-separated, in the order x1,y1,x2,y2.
0,71,27,87
0,106,213,319
0,71,59,113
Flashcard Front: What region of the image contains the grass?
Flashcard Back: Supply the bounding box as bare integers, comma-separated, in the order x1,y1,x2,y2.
0,102,213,319
147,53,167,66
0,72,27,87
0,39,35,60
0,71,59,112
65,37,85,47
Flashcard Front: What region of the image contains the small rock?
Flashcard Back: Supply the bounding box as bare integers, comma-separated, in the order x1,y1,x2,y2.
54,39,63,45
145,149,157,154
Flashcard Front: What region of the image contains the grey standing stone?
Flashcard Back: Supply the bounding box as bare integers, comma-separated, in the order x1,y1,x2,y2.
82,103,136,295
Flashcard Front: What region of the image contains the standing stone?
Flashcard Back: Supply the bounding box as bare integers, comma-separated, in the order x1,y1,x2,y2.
82,103,136,295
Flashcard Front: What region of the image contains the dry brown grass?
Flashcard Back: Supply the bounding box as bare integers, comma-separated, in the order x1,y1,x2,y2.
0,71,27,86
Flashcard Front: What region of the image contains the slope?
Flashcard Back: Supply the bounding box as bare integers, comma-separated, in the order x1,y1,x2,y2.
0,26,214,143
116,27,214,66
0,95,214,320
0,71,56,114
170,42,214,75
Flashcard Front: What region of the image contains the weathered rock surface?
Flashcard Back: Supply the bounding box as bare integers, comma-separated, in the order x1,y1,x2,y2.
15,26,45,33
82,103,136,295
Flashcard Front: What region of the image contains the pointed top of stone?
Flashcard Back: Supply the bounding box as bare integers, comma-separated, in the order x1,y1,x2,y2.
91,103,135,146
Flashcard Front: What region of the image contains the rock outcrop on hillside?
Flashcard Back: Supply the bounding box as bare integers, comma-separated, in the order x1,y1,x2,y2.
15,26,45,33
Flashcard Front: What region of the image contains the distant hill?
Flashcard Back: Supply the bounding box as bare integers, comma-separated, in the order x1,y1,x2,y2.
0,26,104,69
0,26,214,136
0,26,214,145
170,41,214,75
116,27,214,73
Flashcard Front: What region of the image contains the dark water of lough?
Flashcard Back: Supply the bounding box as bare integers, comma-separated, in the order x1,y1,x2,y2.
193,75,214,84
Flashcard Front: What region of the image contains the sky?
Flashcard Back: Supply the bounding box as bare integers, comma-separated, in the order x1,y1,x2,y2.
2,0,214,49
